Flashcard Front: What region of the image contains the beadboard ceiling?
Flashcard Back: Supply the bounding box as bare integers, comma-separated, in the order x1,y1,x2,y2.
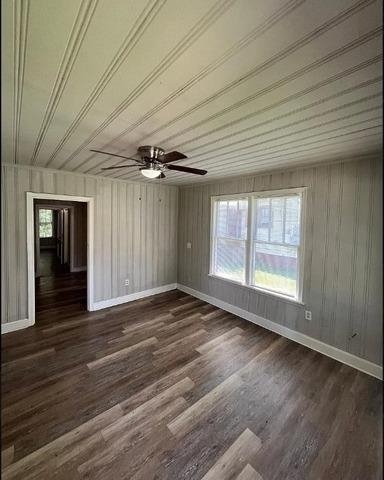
1,0,382,185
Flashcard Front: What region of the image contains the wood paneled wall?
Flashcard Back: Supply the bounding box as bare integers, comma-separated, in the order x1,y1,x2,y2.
177,157,383,365
1,164,178,324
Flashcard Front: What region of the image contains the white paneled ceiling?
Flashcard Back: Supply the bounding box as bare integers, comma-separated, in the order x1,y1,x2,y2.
1,0,382,185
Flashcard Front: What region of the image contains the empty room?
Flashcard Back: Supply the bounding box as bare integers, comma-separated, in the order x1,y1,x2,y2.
1,0,382,479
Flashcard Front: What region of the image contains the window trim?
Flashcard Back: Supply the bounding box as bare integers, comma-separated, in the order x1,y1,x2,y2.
209,187,307,304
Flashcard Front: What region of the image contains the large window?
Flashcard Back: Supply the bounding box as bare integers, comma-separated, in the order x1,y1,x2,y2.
39,209,54,238
210,188,306,302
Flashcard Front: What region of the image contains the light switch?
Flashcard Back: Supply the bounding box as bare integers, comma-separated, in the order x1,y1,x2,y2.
186,242,192,249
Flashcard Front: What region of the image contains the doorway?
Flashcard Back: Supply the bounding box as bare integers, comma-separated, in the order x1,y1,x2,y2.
27,193,94,326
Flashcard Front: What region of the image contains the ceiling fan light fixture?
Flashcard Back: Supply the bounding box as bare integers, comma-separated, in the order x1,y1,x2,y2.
141,167,161,179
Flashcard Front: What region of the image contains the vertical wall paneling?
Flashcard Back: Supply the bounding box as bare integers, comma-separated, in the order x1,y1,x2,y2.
16,168,30,320
1,169,7,322
5,168,17,322
1,164,178,324
363,158,383,361
178,157,382,365
333,161,358,352
321,162,342,346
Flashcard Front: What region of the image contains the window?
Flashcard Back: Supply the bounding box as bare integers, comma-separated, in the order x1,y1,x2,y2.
39,209,53,238
211,198,248,283
210,188,306,302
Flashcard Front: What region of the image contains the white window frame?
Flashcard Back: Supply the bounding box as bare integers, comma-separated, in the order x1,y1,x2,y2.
209,187,307,304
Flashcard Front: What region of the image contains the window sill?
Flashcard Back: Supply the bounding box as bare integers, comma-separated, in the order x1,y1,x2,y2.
208,274,305,306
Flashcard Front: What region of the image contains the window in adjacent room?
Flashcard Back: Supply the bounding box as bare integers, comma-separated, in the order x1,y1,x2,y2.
39,209,54,238
210,188,306,302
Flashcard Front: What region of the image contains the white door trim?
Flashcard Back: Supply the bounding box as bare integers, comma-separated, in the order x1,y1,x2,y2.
26,192,94,325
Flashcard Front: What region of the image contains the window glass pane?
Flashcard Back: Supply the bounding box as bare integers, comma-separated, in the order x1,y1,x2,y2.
252,242,297,297
214,238,246,283
285,196,301,245
39,209,53,222
216,199,247,240
254,198,270,241
39,224,53,238
212,192,302,299
254,195,301,246
270,197,284,243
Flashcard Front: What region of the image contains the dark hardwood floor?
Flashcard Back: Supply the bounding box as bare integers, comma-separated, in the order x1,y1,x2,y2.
1,289,382,479
35,250,87,317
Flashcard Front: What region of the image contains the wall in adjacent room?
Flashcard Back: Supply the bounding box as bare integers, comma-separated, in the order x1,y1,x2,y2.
1,164,178,324
34,199,87,270
178,156,382,365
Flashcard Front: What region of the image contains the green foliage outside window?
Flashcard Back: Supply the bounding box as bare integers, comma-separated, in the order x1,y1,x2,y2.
39,209,53,238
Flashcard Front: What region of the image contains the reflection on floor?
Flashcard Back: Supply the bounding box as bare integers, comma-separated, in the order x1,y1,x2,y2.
1,290,382,479
36,250,87,320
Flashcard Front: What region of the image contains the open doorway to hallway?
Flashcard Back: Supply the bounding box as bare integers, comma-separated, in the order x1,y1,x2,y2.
34,199,87,322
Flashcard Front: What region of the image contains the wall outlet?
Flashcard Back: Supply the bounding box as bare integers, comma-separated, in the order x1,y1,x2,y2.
186,242,192,249
124,279,130,286
305,310,312,321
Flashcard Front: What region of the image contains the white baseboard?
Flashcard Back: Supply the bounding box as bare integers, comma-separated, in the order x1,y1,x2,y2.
91,283,178,311
70,266,87,272
1,318,34,334
177,284,383,380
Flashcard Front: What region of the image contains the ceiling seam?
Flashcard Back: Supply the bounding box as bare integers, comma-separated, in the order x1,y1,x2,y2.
0,162,179,189
139,0,380,147
107,84,381,181
77,0,306,165
168,149,381,185
158,28,382,150
189,127,382,175
101,71,381,180
108,102,381,180
82,0,378,176
43,0,166,168
141,120,381,181
167,117,382,174
184,98,382,163
117,149,381,185
108,105,381,182
52,0,238,170
29,0,99,166
12,0,29,165
173,63,382,154
97,10,384,181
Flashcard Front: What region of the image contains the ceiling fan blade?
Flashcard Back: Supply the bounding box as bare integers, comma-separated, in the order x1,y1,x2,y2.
101,165,138,170
162,151,188,163
166,164,207,175
90,149,144,163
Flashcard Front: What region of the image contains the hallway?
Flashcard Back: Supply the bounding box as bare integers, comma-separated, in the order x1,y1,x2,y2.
35,250,87,322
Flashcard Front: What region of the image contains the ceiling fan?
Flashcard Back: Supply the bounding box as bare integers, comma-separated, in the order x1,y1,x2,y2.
90,145,207,179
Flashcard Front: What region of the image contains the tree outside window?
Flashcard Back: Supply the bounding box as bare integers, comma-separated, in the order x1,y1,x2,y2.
39,209,53,238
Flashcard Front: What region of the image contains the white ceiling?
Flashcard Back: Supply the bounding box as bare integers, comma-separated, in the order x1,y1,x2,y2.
1,0,382,185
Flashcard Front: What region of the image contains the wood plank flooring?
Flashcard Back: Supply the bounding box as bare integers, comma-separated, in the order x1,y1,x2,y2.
35,250,87,316
1,289,382,479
